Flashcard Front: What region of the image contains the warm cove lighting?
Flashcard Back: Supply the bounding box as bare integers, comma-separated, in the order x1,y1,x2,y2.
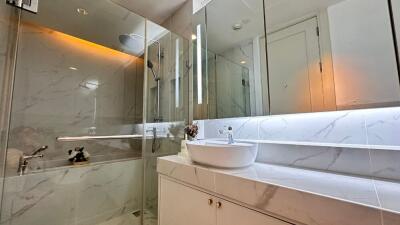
22,22,139,62
52,30,136,61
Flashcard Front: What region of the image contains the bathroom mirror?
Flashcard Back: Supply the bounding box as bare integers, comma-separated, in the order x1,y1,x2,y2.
193,0,268,119
193,0,400,119
265,0,400,115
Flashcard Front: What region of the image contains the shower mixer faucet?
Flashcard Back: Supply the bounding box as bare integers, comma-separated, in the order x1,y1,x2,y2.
17,145,48,176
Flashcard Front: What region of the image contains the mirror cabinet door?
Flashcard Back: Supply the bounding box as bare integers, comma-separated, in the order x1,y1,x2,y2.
266,0,400,115
193,0,400,119
193,0,268,120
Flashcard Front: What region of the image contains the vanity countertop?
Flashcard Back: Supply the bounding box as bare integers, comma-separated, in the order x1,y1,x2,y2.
157,155,400,225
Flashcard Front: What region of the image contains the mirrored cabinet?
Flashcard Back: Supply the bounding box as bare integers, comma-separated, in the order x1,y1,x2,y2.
193,0,400,119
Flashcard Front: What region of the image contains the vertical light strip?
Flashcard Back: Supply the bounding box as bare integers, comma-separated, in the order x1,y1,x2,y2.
196,24,203,104
175,38,180,108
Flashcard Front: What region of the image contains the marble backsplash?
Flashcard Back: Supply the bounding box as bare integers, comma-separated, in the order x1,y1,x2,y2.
198,107,400,181
0,159,143,225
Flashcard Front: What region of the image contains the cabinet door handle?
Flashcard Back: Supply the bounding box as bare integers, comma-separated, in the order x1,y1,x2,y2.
208,198,213,205
217,201,222,208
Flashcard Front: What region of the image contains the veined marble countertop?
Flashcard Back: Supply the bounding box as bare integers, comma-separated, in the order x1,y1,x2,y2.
158,155,400,225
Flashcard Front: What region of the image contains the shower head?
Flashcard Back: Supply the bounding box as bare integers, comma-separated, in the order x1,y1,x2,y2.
118,34,144,55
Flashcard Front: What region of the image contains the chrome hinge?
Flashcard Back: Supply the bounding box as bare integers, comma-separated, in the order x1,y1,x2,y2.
6,0,38,13
316,26,320,36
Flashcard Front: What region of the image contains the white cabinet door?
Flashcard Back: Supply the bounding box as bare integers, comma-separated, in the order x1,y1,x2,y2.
216,199,290,225
159,177,216,225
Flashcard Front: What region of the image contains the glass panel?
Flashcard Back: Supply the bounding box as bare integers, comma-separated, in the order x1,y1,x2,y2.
1,1,146,225
192,8,209,119
192,0,268,120
145,21,189,123
143,20,189,225
0,3,19,215
7,0,145,173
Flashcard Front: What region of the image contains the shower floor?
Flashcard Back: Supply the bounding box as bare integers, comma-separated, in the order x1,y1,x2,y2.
93,210,156,225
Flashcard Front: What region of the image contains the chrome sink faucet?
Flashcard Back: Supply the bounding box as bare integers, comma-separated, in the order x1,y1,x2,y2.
219,126,234,144
18,145,48,176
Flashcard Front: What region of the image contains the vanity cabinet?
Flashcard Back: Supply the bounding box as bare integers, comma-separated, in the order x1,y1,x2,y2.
159,177,291,225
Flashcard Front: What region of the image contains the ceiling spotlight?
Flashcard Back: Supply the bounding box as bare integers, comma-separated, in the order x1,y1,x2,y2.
191,34,197,40
232,23,242,31
240,60,246,64
69,66,78,71
77,8,89,15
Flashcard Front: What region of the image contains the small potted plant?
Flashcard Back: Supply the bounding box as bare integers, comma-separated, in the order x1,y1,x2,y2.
180,122,199,157
184,122,199,141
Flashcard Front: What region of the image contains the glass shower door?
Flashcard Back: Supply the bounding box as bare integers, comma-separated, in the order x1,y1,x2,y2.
0,3,19,220
0,1,147,225
142,20,189,225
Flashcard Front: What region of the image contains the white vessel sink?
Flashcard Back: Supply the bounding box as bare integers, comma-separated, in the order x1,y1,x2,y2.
186,140,258,168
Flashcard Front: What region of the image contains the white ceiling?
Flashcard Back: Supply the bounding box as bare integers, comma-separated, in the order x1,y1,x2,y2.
265,0,344,30
204,0,345,53
111,0,188,24
23,0,177,56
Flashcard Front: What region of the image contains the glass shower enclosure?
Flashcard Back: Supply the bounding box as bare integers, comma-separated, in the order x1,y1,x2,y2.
0,1,188,225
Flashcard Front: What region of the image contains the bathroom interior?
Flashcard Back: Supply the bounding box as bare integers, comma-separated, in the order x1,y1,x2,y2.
0,0,400,225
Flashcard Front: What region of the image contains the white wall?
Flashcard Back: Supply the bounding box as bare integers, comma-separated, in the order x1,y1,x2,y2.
328,0,400,109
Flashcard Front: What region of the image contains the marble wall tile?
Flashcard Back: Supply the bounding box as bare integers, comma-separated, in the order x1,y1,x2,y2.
259,110,367,144
1,169,76,225
369,149,400,181
374,179,400,213
366,107,400,146
144,156,159,215
162,0,192,39
0,160,142,225
199,107,400,181
203,117,260,140
256,144,371,177
5,22,144,173
200,107,400,148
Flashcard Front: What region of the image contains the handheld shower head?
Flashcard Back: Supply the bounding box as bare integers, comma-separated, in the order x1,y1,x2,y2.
147,60,159,81
147,60,154,69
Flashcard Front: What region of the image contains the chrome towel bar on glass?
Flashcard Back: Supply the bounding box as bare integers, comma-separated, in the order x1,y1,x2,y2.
56,135,144,142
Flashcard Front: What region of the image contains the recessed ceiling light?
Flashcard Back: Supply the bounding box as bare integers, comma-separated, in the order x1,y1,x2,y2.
69,66,78,71
77,8,89,16
240,60,246,64
191,34,197,40
232,23,242,31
